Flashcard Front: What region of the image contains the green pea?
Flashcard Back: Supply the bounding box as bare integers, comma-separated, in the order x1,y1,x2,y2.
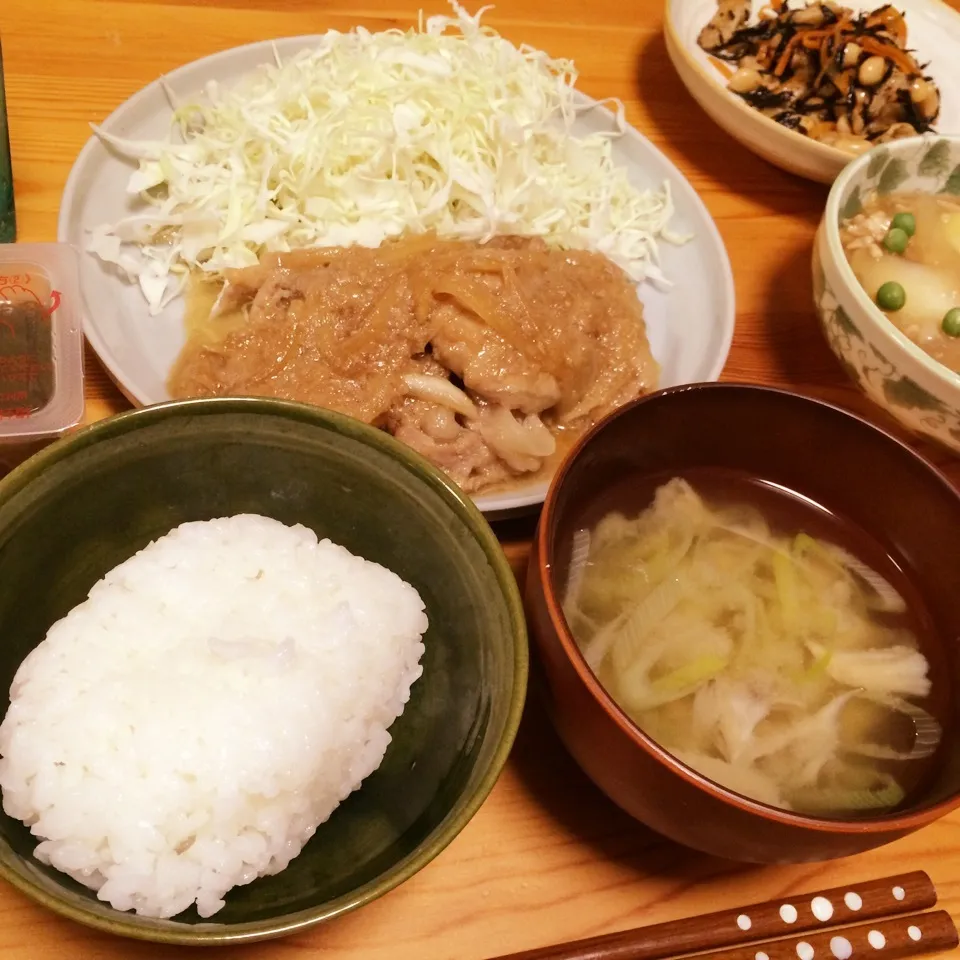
891,212,916,237
876,281,906,312
883,227,909,254
942,308,960,337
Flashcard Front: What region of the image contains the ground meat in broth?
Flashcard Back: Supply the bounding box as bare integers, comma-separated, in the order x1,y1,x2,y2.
840,192,960,374
169,235,658,494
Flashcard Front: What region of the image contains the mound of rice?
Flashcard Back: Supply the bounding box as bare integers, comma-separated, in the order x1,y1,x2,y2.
0,515,427,920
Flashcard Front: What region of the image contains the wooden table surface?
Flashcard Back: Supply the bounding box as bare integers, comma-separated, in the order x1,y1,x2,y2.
2,0,960,957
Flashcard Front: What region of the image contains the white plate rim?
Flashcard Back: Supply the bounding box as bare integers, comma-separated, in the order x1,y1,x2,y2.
57,34,736,516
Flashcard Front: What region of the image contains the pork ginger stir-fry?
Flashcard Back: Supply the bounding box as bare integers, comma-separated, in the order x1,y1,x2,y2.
169,236,658,493
698,0,940,153
563,479,941,816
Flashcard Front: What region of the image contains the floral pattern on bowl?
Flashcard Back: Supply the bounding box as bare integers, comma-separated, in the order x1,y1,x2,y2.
814,135,960,453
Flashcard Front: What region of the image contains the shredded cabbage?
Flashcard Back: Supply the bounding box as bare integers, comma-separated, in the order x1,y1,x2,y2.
563,478,939,818
87,2,688,314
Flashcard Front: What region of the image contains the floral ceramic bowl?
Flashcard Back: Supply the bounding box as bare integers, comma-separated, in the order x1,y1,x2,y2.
814,135,960,452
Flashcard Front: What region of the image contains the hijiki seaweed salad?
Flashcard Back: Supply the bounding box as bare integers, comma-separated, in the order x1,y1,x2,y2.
697,0,941,153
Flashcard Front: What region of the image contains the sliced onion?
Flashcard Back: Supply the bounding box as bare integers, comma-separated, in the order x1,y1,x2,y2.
563,528,591,610
610,576,687,673
581,576,684,674
844,691,942,762
822,543,907,614
402,373,477,419
724,527,907,615
711,679,770,764
807,641,932,699
744,692,854,764
477,406,556,472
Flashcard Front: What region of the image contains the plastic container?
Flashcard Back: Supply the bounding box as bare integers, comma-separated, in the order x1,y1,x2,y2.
0,243,84,443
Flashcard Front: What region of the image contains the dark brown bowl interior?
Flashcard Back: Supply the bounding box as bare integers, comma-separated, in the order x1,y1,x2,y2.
526,382,960,862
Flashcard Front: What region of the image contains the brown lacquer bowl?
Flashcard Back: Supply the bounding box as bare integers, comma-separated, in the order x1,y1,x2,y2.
526,383,960,863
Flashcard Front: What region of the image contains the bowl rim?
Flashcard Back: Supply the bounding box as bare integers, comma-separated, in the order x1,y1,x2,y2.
662,0,852,169
0,396,529,945
536,380,960,834
822,134,960,392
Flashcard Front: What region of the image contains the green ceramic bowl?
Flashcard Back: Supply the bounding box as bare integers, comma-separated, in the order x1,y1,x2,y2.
0,398,528,945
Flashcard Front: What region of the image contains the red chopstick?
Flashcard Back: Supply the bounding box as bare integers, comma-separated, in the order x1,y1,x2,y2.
489,872,951,960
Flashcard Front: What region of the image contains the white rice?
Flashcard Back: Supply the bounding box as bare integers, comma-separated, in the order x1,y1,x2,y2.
0,515,427,920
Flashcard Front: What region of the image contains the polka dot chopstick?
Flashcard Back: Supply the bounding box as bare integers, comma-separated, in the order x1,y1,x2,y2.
491,872,956,960
698,910,956,960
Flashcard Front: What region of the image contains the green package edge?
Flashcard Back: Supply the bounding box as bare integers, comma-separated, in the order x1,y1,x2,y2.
0,41,16,244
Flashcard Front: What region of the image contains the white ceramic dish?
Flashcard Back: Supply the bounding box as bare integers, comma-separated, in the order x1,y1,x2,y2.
665,0,960,184
57,35,735,516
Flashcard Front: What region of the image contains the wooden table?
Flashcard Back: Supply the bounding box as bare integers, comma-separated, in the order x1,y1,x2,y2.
2,0,960,957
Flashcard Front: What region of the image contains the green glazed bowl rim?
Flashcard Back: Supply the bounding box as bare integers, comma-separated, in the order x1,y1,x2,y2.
822,134,960,391
0,396,529,946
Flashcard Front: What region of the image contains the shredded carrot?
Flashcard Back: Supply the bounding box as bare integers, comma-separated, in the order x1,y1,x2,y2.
708,54,735,78
774,33,806,75
830,16,854,41
833,68,851,95
866,6,907,46
800,30,828,49
815,34,835,86
859,35,920,74
814,17,853,85
774,15,859,76
755,39,768,67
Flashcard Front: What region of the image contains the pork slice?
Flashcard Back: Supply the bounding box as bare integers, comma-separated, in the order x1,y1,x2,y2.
429,305,560,415
385,397,510,493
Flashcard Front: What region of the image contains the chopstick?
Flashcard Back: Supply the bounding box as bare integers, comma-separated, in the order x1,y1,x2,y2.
690,911,957,960
491,872,951,960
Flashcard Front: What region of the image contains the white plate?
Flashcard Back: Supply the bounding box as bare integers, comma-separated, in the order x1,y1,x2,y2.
666,0,960,183
57,35,735,516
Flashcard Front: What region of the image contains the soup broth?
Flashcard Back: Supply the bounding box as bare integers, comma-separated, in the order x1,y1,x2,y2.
561,468,945,819
841,191,960,373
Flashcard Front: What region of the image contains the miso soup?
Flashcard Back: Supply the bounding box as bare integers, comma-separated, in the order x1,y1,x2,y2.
562,468,944,818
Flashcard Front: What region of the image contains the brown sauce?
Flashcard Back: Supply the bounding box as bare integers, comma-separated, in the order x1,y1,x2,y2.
0,299,54,418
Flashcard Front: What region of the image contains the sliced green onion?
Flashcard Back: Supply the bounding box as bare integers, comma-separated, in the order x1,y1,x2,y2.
652,654,729,693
